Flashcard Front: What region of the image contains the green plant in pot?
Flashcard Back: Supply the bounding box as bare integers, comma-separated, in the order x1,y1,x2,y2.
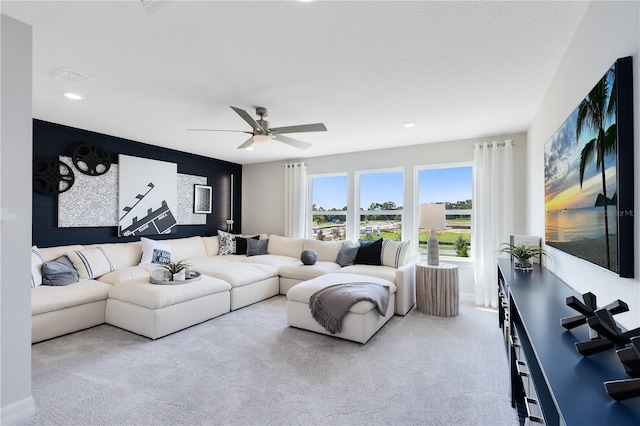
160,260,191,281
498,243,549,270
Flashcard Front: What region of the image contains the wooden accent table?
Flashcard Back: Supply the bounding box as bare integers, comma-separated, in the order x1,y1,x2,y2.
415,262,459,316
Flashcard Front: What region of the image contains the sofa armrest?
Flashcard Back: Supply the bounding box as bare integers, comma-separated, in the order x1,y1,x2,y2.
394,255,419,315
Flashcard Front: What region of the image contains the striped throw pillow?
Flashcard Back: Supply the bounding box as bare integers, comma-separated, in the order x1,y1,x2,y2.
67,246,115,280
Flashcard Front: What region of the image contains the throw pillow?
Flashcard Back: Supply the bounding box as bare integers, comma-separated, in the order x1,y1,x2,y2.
139,237,171,265
354,239,383,266
31,246,44,288
235,235,260,255
246,238,269,257
381,239,411,268
217,230,236,255
41,255,79,286
336,242,359,267
66,246,116,280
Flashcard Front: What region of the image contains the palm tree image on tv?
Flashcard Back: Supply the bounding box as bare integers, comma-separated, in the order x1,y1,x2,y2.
576,66,616,270
544,63,618,273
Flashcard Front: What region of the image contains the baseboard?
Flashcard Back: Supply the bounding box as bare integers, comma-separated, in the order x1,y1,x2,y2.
1,395,35,425
460,292,474,303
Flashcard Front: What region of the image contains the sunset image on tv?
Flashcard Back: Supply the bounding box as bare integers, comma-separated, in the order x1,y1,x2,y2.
544,63,618,273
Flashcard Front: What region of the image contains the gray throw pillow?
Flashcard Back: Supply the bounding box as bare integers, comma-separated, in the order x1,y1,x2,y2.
246,238,269,257
42,255,79,286
336,243,359,267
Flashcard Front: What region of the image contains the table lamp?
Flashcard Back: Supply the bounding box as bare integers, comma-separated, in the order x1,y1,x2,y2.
420,203,446,266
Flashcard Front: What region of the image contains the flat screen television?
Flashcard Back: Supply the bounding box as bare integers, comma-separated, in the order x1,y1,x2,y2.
544,56,634,277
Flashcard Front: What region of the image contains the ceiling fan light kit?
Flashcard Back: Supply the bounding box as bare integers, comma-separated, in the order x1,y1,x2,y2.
188,105,327,151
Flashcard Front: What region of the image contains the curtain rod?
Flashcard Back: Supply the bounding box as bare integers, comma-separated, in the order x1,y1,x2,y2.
472,140,516,148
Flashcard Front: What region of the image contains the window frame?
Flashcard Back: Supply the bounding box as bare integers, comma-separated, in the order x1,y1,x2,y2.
308,172,348,241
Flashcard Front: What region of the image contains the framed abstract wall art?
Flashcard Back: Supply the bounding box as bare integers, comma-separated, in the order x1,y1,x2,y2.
544,56,634,277
193,184,212,214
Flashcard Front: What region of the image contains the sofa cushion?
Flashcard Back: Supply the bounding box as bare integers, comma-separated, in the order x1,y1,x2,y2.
67,246,116,280
355,239,383,266
98,265,156,285
202,235,220,256
86,241,142,270
303,239,344,262
381,239,411,268
165,236,207,261
196,260,278,288
279,261,343,281
107,276,231,310
41,256,79,286
267,234,304,258
242,254,300,269
338,264,397,283
31,246,44,288
247,238,269,256
139,237,171,265
336,242,359,267
32,280,112,315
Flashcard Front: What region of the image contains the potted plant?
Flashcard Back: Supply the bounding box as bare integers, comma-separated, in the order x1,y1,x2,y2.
498,243,549,271
160,260,191,281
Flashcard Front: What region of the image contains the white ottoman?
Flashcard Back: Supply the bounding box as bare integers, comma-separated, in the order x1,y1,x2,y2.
286,273,396,344
105,275,231,339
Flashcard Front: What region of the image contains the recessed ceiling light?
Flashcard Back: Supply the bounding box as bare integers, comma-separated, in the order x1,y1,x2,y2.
63,92,84,100
245,147,254,151
404,121,416,128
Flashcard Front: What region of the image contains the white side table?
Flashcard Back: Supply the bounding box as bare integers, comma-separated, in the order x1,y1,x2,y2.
415,262,459,317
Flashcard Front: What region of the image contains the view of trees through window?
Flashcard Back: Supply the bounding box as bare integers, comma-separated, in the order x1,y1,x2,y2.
311,175,347,240
418,165,472,258
359,170,403,241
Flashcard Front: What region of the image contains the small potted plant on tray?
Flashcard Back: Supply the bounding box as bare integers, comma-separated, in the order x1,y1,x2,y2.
498,243,549,271
160,260,191,281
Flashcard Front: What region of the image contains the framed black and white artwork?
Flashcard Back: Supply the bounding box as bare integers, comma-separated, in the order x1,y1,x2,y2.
193,184,212,214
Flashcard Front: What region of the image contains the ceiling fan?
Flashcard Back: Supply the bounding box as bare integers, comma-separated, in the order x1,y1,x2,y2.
188,106,327,150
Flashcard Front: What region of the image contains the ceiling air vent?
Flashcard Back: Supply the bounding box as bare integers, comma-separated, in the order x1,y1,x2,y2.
49,67,93,83
140,0,173,15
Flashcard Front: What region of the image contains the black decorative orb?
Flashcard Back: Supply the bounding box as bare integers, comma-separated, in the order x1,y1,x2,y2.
301,249,317,265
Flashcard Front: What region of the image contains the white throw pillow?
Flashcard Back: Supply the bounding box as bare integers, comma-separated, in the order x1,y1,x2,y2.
139,237,171,265
217,230,236,255
31,246,44,288
66,246,115,280
381,239,411,268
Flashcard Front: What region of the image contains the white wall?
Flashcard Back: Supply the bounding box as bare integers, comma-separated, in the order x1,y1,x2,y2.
0,14,35,424
527,1,640,330
243,132,528,297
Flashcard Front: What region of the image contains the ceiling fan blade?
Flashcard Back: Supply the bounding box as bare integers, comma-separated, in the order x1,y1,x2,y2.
270,123,327,134
237,137,255,150
187,129,252,134
230,106,264,132
273,134,312,150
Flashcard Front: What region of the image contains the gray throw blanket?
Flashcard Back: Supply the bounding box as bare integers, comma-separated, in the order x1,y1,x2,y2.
309,283,390,334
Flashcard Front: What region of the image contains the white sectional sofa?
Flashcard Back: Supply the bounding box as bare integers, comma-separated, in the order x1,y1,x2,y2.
30,234,417,343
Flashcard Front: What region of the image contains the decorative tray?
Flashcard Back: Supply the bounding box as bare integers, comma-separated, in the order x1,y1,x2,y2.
149,271,201,285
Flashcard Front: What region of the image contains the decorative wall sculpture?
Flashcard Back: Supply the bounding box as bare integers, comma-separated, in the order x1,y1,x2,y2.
118,155,177,237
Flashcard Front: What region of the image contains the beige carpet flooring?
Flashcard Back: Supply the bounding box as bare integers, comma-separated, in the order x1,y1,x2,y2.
23,296,518,426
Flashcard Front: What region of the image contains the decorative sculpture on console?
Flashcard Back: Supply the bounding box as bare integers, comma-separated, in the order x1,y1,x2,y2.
560,292,628,356
604,336,640,401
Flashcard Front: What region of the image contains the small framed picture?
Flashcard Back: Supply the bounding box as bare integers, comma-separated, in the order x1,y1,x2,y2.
193,184,212,214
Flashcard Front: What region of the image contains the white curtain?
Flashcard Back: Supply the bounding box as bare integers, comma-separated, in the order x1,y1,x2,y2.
472,141,514,307
284,162,308,238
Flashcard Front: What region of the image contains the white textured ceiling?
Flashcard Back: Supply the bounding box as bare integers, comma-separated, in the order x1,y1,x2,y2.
1,0,589,165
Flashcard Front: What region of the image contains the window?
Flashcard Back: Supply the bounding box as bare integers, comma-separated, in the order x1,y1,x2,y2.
310,174,347,241
358,170,403,241
418,165,472,258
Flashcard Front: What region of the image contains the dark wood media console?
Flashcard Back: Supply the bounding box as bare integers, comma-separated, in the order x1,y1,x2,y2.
497,258,640,425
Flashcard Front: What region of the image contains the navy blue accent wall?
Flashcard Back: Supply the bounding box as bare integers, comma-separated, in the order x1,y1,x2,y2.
33,119,242,248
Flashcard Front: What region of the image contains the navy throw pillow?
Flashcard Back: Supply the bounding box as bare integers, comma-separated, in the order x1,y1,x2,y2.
354,239,383,266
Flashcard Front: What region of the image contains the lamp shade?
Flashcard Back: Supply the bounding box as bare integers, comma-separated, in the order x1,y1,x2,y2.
252,134,271,143
419,203,446,230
